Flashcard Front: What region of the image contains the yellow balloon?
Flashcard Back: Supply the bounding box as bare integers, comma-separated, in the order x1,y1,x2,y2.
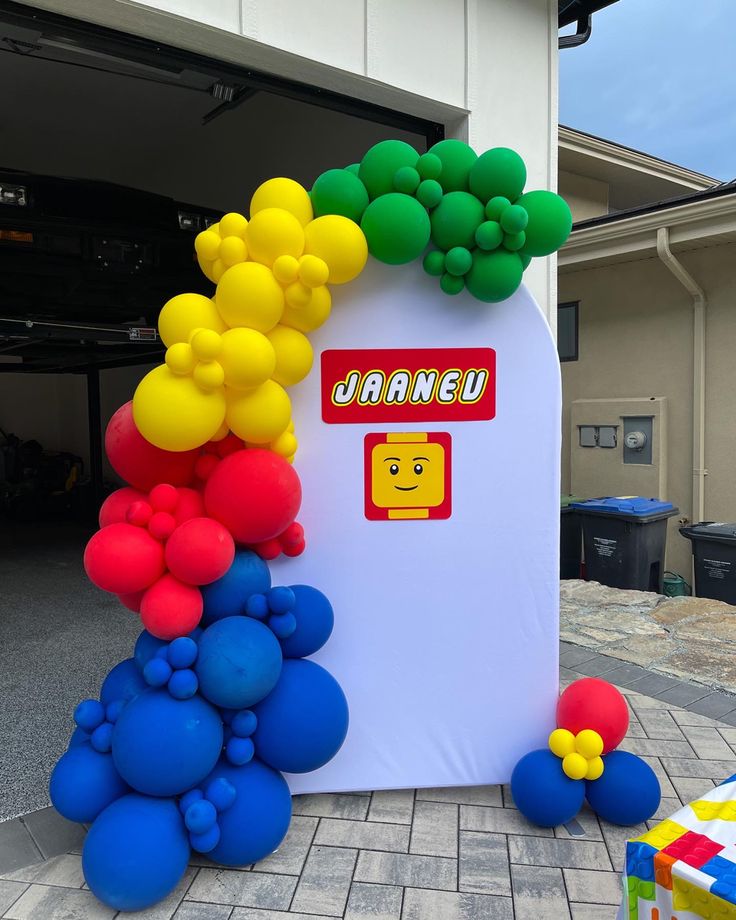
215,262,284,333
193,361,225,391
267,324,314,388
299,254,329,288
194,229,221,261
211,259,227,283
271,430,298,458
285,281,312,310
196,253,217,284
225,379,291,444
575,730,604,760
250,178,313,227
219,235,248,267
273,254,300,284
133,364,226,451
219,212,248,239
245,208,305,267
281,284,331,333
585,757,605,781
304,214,368,284
548,728,575,759
210,420,230,441
190,328,222,361
158,293,227,348
165,343,196,376
562,752,588,781
219,327,276,390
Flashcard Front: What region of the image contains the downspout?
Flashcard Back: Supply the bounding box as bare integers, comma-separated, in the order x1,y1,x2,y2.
656,227,707,524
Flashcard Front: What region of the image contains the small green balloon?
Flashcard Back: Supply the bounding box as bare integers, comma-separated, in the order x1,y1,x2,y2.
394,166,421,195
345,163,360,177
516,190,573,256
465,249,524,303
485,196,511,221
475,221,503,251
359,140,419,199
311,168,370,222
417,152,443,181
500,204,529,234
423,249,446,277
469,147,527,204
430,191,485,251
416,179,443,209
361,193,431,265
503,231,526,252
444,246,472,277
440,272,465,295
428,139,477,192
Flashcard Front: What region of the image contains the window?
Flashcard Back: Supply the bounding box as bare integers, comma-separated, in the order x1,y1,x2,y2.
557,302,579,362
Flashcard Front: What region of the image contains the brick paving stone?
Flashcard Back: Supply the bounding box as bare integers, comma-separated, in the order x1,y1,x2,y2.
661,757,736,781
716,711,736,728
0,821,41,876
122,867,196,920
401,888,514,920
2,854,84,888
354,851,456,890
571,656,623,678
459,831,511,896
5,885,116,920
187,868,296,910
291,846,357,916
617,737,695,758
292,794,370,820
654,682,712,708
686,693,736,720
173,904,233,920
315,818,409,853
679,725,736,760
601,664,652,687
635,710,685,740
554,806,603,842
0,881,28,916
563,869,623,905
343,882,402,920
671,708,726,727
367,790,414,825
600,822,647,872
460,804,554,837
668,775,717,803
254,816,318,875
651,797,682,821
626,674,681,697
508,836,612,871
416,785,502,807
559,647,599,668
19,809,86,862
409,800,458,858
634,756,677,797
570,905,618,919
230,911,333,920
511,865,571,919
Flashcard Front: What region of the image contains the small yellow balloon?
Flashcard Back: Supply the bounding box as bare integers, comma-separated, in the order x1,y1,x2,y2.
245,208,305,267
158,293,227,348
193,361,225,391
548,729,576,759
273,254,300,284
285,281,312,310
562,752,588,781
196,253,217,284
219,212,248,239
226,379,291,444
194,229,221,261
282,284,332,333
267,325,314,388
271,430,298,458
211,259,227,283
250,178,313,227
133,364,226,451
575,730,604,760
215,262,284,333
219,235,248,267
219,327,276,390
304,214,368,284
165,343,196,376
190,328,222,362
210,420,230,441
298,254,329,288
585,757,605,781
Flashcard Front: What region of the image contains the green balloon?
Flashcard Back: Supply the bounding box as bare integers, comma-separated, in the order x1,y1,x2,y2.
503,231,526,252
416,179,443,209
423,249,446,277
469,147,527,204
394,166,421,195
359,140,419,199
417,153,442,181
445,246,472,277
361,193,431,265
500,204,528,234
520,253,532,269
465,249,523,303
440,272,464,295
311,168,370,222
485,196,510,221
345,163,360,177
428,139,477,192
475,221,503,251
430,191,485,251
516,190,573,256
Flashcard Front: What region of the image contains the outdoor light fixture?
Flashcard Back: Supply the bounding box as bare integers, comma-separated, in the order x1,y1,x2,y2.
0,183,28,206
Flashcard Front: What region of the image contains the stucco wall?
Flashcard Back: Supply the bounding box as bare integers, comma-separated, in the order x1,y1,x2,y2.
559,169,609,222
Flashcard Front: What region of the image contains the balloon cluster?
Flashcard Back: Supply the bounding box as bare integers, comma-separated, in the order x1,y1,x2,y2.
511,678,661,828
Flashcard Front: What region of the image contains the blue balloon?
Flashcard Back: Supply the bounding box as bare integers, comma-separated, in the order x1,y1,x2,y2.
510,749,585,827
586,750,661,826
253,659,348,773
278,585,334,659
201,550,271,625
68,726,90,748
204,759,291,866
83,794,189,911
134,631,167,670
50,742,129,823
112,690,223,796
100,658,147,705
196,617,282,710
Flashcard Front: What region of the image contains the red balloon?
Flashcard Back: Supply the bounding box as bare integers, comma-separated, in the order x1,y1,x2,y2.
148,511,177,542
105,401,198,491
173,487,205,525
149,483,179,513
98,487,145,527
140,574,203,640
84,523,166,595
165,518,235,585
204,449,302,544
250,538,283,561
117,590,145,612
556,678,629,754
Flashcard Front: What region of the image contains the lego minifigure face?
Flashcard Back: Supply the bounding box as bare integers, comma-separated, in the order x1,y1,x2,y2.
371,440,446,510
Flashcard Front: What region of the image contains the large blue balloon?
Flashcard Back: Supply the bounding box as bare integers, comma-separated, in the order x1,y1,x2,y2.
510,749,585,827
205,759,291,866
195,616,282,710
100,657,147,705
83,794,189,911
201,550,271,625
278,585,334,659
50,742,129,823
134,631,167,670
112,690,223,796
586,750,661,826
253,659,348,773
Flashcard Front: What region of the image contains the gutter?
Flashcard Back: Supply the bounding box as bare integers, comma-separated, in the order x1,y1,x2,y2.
655,227,707,526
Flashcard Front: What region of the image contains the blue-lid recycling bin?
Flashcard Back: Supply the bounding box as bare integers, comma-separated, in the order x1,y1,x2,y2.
571,497,679,593
680,522,736,604
560,495,585,580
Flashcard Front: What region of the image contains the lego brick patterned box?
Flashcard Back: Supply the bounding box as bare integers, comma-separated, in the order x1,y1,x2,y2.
623,773,736,919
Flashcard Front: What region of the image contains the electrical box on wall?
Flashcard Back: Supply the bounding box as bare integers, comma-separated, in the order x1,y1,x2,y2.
578,425,618,448
623,416,653,465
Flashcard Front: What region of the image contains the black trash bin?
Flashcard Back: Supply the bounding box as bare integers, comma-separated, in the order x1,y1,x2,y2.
571,497,679,593
560,495,584,579
680,523,736,604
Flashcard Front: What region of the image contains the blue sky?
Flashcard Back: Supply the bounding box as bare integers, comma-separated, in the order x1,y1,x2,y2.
559,0,736,180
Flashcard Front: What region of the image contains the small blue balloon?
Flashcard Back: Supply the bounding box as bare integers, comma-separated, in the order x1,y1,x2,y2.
278,585,334,659
50,742,129,823
268,586,296,614
100,658,147,706
179,788,203,814
253,659,348,773
168,669,198,700
68,726,90,748
105,700,125,724
201,550,271,625
144,658,172,687
226,737,255,766
190,824,220,853
231,710,257,738
185,798,217,834
585,751,661,826
74,699,105,732
510,749,585,828
167,637,198,669
204,759,292,866
246,594,269,620
83,794,189,912
269,612,297,639
134,631,167,670
91,722,114,754
195,617,283,710
205,777,236,812
112,690,223,796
